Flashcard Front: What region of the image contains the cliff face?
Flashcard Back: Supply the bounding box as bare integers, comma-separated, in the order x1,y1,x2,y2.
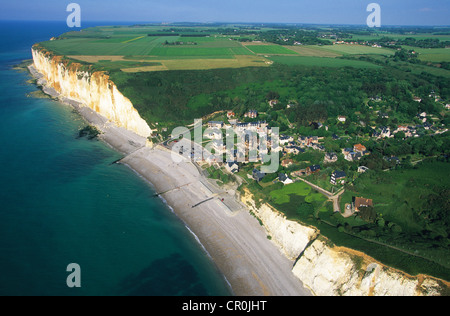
241,189,448,296
32,48,152,138
241,191,318,261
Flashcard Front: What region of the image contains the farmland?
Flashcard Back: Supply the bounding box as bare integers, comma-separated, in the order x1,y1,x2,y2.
243,44,298,55
42,24,407,74
314,44,396,56
268,56,381,68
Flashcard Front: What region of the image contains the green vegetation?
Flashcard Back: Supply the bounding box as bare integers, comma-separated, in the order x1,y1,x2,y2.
270,181,311,204
245,45,298,55
268,56,380,68
78,125,100,140
315,45,395,56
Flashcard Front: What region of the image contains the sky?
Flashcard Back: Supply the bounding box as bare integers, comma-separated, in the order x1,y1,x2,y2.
0,0,449,26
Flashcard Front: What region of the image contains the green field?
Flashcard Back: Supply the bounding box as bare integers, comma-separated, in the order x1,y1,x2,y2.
39,26,269,71
268,56,381,68
245,44,298,55
349,34,450,42
315,44,396,56
341,161,449,234
402,46,450,62
270,181,312,204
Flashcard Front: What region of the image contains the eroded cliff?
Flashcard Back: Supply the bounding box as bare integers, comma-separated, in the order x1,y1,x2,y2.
241,189,449,296
31,47,152,138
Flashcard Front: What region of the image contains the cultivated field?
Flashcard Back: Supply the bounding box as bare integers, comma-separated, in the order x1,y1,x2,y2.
285,45,342,58
243,44,298,55
314,44,396,56
40,25,449,73
268,56,381,68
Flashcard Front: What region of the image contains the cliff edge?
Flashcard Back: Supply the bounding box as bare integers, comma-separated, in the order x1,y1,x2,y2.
31,46,152,138
241,189,449,296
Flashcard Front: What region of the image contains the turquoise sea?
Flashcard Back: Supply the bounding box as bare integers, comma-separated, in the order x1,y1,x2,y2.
0,21,231,296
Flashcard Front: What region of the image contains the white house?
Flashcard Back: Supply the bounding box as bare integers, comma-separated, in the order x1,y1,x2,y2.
225,162,239,174
279,173,294,185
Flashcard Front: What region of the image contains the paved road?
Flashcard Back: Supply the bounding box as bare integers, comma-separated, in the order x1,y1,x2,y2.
296,178,345,213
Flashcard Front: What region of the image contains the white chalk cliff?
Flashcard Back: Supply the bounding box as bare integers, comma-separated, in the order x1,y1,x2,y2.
31,47,152,138
241,189,448,296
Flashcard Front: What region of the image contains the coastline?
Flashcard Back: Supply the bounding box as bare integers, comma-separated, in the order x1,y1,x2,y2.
27,64,312,296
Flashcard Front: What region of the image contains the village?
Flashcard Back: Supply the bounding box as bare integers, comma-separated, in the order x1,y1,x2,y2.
170,92,450,220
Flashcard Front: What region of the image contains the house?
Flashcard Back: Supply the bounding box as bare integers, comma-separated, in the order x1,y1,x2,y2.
353,144,367,154
324,152,338,163
353,197,374,212
208,121,224,129
244,110,258,118
292,169,307,177
380,127,391,138
269,100,278,108
397,125,408,132
385,156,401,165
252,169,266,182
306,165,321,175
225,162,239,174
371,129,381,138
281,159,294,168
227,111,235,119
285,146,304,155
279,135,294,145
205,130,222,140
358,166,369,173
344,149,362,162
235,121,268,131
278,173,294,185
311,143,325,151
418,112,427,123
413,97,422,102
228,119,238,126
338,116,346,123
307,136,319,146
331,171,346,185
332,134,341,140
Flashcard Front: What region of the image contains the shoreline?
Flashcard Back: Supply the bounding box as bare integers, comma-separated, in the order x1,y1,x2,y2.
27,64,312,296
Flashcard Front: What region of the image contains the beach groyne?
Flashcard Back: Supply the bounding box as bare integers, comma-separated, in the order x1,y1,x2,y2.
31,46,152,138
241,189,449,296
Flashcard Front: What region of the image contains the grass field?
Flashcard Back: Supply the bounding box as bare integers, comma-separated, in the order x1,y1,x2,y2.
286,45,342,57
244,44,298,55
402,46,450,62
315,44,396,56
121,55,270,72
341,162,449,232
40,26,274,72
349,34,450,42
270,181,312,204
268,56,381,68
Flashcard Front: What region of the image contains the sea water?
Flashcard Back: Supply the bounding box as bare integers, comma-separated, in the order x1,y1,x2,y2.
0,21,231,296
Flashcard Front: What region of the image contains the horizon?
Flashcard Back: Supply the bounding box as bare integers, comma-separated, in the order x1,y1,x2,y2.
0,0,449,27
1,20,450,29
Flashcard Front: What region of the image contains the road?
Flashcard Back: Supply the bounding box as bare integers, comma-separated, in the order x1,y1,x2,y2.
296,177,345,213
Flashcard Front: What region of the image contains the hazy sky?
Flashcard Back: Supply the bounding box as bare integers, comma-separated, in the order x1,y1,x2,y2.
1,0,449,26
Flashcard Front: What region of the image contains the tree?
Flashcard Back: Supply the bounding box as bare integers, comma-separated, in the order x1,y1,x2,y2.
266,91,280,101
358,206,377,223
